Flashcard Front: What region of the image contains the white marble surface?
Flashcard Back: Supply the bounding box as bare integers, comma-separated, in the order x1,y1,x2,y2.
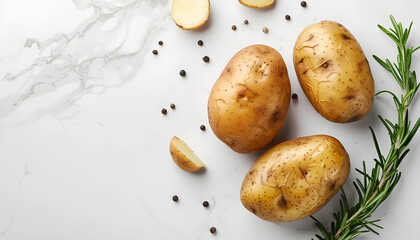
0,0,419,239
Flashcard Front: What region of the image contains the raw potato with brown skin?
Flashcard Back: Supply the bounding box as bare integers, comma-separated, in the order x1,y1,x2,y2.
208,45,291,153
239,0,274,8
294,21,375,123
240,135,350,222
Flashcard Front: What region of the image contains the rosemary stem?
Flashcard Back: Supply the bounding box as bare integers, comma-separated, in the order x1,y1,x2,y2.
335,163,393,238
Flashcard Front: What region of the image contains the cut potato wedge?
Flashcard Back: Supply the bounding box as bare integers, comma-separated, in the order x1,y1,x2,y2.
170,136,205,172
171,0,210,30
239,0,274,8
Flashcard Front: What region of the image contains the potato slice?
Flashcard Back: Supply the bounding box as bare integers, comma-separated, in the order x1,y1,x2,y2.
169,136,205,172
171,0,210,30
239,0,274,8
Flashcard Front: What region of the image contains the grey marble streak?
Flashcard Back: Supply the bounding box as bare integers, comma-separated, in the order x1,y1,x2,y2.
0,0,170,126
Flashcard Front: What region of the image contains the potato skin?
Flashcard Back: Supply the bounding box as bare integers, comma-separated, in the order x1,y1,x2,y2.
208,45,291,153
240,135,350,222
294,21,375,123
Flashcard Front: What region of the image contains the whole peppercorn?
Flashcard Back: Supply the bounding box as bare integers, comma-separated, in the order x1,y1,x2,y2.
161,108,167,115
300,1,307,7
172,195,178,202
197,40,203,46
158,40,163,45
262,27,269,33
285,15,291,20
200,125,206,131
231,25,237,30
292,93,298,101
170,103,176,109
152,49,158,55
202,201,209,207
244,19,249,24
179,70,186,77
202,56,210,62
210,227,217,234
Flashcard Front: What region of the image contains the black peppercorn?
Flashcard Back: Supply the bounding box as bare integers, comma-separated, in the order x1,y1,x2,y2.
202,201,209,207
285,15,291,20
210,227,216,234
158,41,163,45
152,49,158,55
231,25,237,30
300,1,307,7
200,125,206,131
292,93,298,100
197,40,203,46
179,70,186,77
170,103,176,109
161,108,167,115
244,19,249,24
262,27,269,33
202,56,210,62
172,195,178,202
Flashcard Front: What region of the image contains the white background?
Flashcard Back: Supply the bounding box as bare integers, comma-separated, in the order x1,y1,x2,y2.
0,0,419,239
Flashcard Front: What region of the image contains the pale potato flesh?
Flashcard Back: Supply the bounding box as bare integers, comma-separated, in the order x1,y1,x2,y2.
170,136,205,172
239,0,275,8
208,45,291,153
240,135,350,222
293,21,375,123
171,0,210,30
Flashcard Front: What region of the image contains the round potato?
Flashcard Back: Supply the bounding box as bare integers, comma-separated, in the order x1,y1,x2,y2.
208,45,291,153
293,20,375,123
240,135,350,222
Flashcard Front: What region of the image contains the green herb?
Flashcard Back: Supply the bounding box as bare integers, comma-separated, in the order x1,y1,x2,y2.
311,15,420,240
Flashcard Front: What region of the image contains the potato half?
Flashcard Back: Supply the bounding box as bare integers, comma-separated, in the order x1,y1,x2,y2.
293,20,375,123
208,45,291,154
239,0,275,8
240,135,350,222
171,0,210,30
169,136,205,172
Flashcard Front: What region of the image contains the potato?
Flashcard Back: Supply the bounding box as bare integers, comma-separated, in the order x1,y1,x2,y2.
208,45,291,153
169,136,205,172
293,21,375,123
171,0,210,30
240,135,350,222
239,0,274,8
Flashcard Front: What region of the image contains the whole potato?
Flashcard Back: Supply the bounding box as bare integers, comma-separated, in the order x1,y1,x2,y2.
208,45,291,153
293,21,375,123
240,135,350,222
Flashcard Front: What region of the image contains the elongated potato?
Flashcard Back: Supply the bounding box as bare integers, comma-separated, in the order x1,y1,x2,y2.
294,21,375,123
208,45,291,153
240,135,350,222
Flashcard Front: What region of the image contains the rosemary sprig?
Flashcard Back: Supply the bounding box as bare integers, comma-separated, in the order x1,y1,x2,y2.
311,15,420,240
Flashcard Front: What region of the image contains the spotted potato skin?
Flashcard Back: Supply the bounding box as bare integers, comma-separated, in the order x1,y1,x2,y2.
294,21,375,123
169,137,202,173
240,135,350,222
208,45,291,153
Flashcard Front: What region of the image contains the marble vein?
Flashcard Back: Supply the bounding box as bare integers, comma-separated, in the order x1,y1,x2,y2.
0,0,171,127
